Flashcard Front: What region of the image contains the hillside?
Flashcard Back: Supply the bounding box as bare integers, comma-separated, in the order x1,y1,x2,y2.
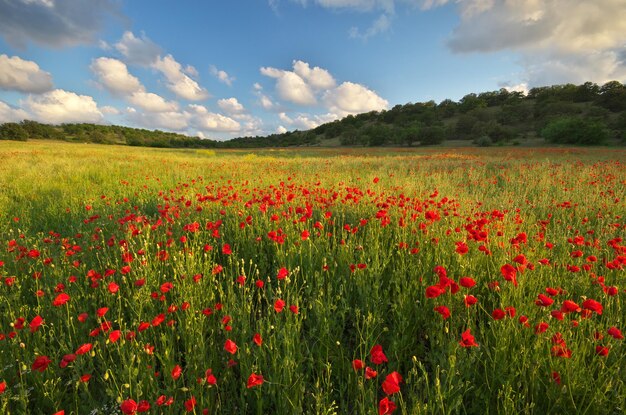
2,81,626,147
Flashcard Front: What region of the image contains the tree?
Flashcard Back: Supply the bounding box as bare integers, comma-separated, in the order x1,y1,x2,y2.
419,125,445,145
541,118,608,145
0,123,28,141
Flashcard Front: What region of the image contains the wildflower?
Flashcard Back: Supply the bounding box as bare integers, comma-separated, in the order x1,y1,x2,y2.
459,329,479,348
370,344,388,364
247,373,264,388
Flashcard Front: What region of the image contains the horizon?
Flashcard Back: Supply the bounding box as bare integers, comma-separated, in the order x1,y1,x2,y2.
1,0,625,140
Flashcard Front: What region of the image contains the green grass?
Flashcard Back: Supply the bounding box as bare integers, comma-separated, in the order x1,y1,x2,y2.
0,140,624,414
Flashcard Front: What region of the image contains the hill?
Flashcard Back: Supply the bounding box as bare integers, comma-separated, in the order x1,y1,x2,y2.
2,81,626,147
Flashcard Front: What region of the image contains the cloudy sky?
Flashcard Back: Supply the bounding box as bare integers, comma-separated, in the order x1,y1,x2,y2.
1,0,625,140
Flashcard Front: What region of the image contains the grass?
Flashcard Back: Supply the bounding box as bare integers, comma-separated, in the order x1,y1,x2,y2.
0,140,624,414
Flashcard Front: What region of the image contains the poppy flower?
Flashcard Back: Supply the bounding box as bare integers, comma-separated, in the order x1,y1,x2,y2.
370,344,388,365
492,309,506,320
459,277,476,288
32,355,52,372
224,339,238,354
222,244,232,255
434,305,451,319
561,300,581,313
500,264,518,286
274,299,285,313
171,365,182,380
75,343,92,355
253,333,263,346
109,330,121,343
0,381,5,394
535,322,549,334
425,285,445,299
582,299,603,315
247,373,264,388
365,366,377,379
29,315,44,333
595,345,610,356
277,267,289,280
464,295,478,307
120,399,138,415
607,327,624,340
205,368,217,385
52,293,70,307
535,294,554,307
378,397,397,415
459,329,478,348
382,371,402,395
184,397,196,412
352,359,364,371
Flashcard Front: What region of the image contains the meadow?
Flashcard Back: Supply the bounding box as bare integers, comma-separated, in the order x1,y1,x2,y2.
0,140,624,414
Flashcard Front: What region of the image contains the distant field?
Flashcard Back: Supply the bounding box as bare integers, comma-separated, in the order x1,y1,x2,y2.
0,141,624,414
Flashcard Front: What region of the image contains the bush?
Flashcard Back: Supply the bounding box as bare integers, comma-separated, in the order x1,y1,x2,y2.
541,118,608,145
474,135,492,147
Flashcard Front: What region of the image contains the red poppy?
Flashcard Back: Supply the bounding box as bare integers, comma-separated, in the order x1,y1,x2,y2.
425,285,445,299
247,373,264,388
459,277,476,288
434,305,451,319
535,322,549,334
224,339,238,354
459,329,478,348
561,300,581,313
582,299,603,315
365,366,377,379
382,371,402,395
595,345,610,356
32,355,52,372
535,294,554,307
171,365,182,380
96,307,109,317
274,299,285,313
378,397,397,415
500,264,518,286
277,267,289,280
222,244,232,255
120,399,138,415
464,295,478,307
492,309,506,320
369,344,388,365
109,330,121,343
607,327,624,340
52,293,70,307
29,315,44,333
253,333,263,346
0,381,6,394
184,397,196,412
75,343,92,355
352,359,364,371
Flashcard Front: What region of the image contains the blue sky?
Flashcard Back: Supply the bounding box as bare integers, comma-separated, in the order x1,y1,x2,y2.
1,0,625,140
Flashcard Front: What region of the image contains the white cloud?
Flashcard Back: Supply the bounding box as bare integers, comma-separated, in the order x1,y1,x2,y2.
188,104,241,132
292,60,336,89
276,125,288,134
278,111,338,130
90,57,143,95
23,89,103,124
324,81,388,116
115,31,161,66
153,55,210,101
424,0,626,87
0,0,121,48
260,66,317,105
218,97,245,114
258,93,277,110
128,91,178,113
209,65,235,86
101,105,120,115
349,13,392,39
126,107,189,131
0,100,30,123
0,54,53,93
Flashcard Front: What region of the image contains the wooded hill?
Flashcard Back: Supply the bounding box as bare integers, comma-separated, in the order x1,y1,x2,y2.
2,81,626,147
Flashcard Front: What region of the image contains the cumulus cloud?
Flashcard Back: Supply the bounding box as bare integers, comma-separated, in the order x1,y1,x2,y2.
90,57,143,95
114,31,161,66
261,63,317,105
128,91,179,113
0,100,30,123
153,55,210,101
100,105,120,115
0,54,53,93
188,104,241,132
23,89,103,124
218,97,245,114
126,107,189,131
209,65,235,86
0,0,121,48
278,111,339,130
276,125,288,134
423,0,626,87
292,60,336,89
324,81,388,116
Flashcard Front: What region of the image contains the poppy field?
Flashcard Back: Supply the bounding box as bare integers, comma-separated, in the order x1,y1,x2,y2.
0,141,624,414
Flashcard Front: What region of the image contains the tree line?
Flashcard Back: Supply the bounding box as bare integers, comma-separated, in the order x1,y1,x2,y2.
2,80,625,147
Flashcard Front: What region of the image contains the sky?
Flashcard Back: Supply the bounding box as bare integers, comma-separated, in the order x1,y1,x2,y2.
0,0,625,140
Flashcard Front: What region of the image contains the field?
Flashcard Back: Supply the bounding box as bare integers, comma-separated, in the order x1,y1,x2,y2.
0,141,624,414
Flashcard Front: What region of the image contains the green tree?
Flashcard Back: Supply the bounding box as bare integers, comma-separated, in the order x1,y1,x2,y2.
0,123,28,141
541,118,608,145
